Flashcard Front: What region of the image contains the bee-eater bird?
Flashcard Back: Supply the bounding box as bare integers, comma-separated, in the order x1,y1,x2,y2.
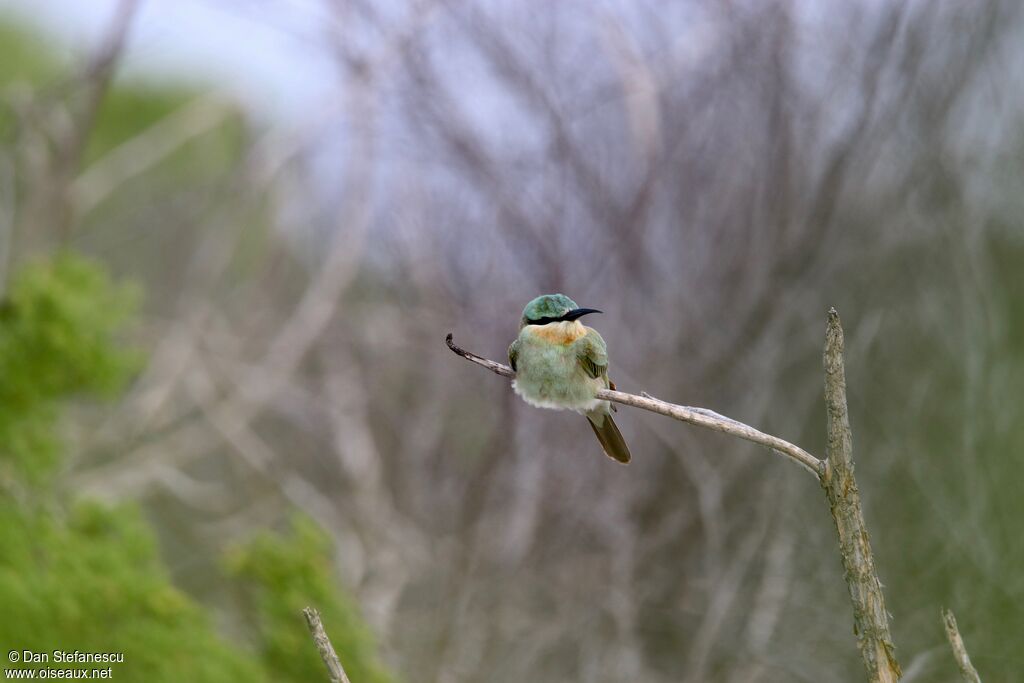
508,293,631,464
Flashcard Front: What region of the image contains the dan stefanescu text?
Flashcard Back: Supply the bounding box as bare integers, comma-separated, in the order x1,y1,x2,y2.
18,651,123,664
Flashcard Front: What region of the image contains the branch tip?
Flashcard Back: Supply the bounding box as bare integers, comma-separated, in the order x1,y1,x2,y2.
445,333,515,379
942,608,982,683
303,606,352,683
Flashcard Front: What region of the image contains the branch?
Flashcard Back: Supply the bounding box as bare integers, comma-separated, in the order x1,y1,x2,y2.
52,0,142,238
303,607,353,683
70,94,233,216
448,310,904,682
943,609,982,683
445,333,824,478
821,308,901,682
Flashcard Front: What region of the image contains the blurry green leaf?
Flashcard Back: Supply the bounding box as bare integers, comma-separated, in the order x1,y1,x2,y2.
0,499,266,682
226,516,396,683
0,252,141,484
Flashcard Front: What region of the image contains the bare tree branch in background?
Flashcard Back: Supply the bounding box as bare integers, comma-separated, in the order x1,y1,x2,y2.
0,150,14,296
25,0,142,241
69,94,235,215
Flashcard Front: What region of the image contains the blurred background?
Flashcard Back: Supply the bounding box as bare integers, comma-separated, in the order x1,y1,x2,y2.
1,1,1022,681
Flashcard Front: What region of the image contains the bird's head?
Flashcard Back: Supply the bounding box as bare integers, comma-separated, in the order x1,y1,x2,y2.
520,293,601,329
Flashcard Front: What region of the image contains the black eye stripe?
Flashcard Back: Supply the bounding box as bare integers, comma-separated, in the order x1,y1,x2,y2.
529,314,566,325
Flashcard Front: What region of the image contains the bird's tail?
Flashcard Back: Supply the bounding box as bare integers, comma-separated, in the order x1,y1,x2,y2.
585,411,631,464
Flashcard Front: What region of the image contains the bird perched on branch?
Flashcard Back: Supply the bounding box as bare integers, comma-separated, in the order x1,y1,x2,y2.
508,293,631,464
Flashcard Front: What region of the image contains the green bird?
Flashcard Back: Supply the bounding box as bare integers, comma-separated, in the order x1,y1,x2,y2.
508,293,631,464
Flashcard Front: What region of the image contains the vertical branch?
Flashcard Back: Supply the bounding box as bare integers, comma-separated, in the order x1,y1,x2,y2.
821,308,901,682
53,0,142,238
0,152,14,298
303,607,353,683
943,609,982,683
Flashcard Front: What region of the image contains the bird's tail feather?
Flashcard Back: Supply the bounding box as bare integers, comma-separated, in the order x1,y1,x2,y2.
586,411,631,464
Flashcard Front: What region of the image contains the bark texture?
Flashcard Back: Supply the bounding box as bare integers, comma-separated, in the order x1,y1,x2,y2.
822,309,901,682
303,607,353,683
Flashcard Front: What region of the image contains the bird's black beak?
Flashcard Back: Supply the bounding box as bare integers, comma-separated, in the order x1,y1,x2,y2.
561,307,602,321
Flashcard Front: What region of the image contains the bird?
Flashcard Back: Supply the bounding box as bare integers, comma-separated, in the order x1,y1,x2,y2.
507,293,631,464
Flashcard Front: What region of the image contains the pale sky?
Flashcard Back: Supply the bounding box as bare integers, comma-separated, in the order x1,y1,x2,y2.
0,0,336,121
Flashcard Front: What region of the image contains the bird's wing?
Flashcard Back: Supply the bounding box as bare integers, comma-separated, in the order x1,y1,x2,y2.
576,329,609,381
508,338,520,372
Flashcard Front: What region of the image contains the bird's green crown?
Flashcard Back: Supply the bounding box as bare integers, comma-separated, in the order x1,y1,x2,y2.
521,293,578,326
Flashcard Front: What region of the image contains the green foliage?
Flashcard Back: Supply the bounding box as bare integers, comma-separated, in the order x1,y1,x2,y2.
0,19,60,85
226,516,395,683
0,18,60,140
0,252,395,681
0,255,262,680
0,499,266,681
0,18,394,683
0,253,140,484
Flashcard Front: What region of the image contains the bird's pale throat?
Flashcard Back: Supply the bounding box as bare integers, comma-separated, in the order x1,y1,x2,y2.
528,320,588,344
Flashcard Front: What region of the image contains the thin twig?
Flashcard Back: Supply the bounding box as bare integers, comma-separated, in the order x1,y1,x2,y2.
445,333,825,478
303,607,353,683
822,308,901,683
943,608,982,683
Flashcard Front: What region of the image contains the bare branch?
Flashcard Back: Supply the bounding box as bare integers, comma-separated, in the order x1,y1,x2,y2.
49,0,142,239
70,94,234,216
822,308,901,682
445,333,824,478
943,609,982,683
448,309,909,680
303,607,353,683
445,333,516,379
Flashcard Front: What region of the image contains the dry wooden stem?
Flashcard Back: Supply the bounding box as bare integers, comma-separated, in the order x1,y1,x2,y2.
445,333,825,478
447,309,902,682
303,607,353,683
943,608,981,683
822,308,901,682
